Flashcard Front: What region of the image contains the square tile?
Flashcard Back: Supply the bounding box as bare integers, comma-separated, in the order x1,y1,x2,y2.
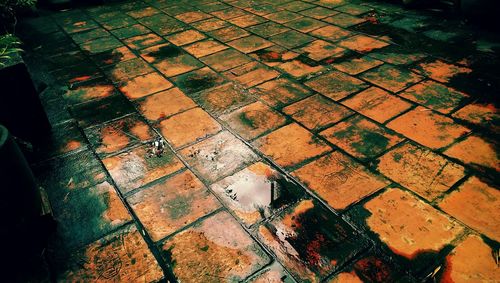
190,83,255,116
227,35,274,53
324,12,366,27
70,95,136,128
110,24,150,39
208,25,250,42
252,78,312,107
183,39,228,58
62,79,116,104
332,55,383,75
309,25,352,42
360,64,423,93
264,10,303,24
305,71,368,100
140,44,204,77
179,131,258,182
247,21,290,37
137,87,196,121
298,39,348,61
283,94,353,131
387,106,470,149
293,151,389,210
162,212,269,282
253,123,331,169
91,46,136,67
175,11,212,23
276,59,325,79
200,49,252,72
220,101,287,140
118,72,173,99
127,170,220,241
158,107,222,148
228,14,266,28
191,17,229,31
377,142,465,201
123,33,166,50
444,135,499,171
300,6,339,19
211,7,248,20
411,59,472,83
338,34,389,53
105,57,154,82
224,62,280,87
80,36,123,54
320,115,403,159
166,29,206,46
172,67,225,94
103,145,184,194
284,17,327,32
269,30,314,48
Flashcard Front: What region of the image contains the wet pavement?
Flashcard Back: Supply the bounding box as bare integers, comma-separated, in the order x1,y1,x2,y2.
17,0,500,281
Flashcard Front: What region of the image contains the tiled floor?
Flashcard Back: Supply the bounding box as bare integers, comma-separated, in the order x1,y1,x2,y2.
18,0,499,282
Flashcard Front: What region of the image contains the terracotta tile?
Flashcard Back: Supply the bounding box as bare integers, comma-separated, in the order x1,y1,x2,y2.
244,4,281,16
444,135,499,172
369,47,426,66
200,49,252,72
438,177,499,241
211,162,303,227
71,95,136,128
110,24,150,39
172,67,225,94
257,199,368,281
305,71,368,100
321,115,403,159
269,30,314,48
123,33,166,50
332,55,384,75
264,10,303,24
91,46,136,67
247,21,290,37
138,14,187,35
441,234,500,281
227,35,274,53
80,36,123,54
128,170,220,241
175,11,212,23
300,6,339,19
248,262,295,283
387,107,470,149
360,65,423,93
253,78,312,107
62,80,116,104
127,6,160,19
225,62,280,87
293,151,389,209
162,211,269,282
253,123,331,169
179,131,258,182
362,188,464,259
377,142,465,201
452,103,499,130
119,72,173,99
71,27,110,44
62,19,99,34
208,25,250,42
103,145,184,194
412,60,472,83
298,39,348,61
251,46,300,67
220,99,283,140
85,114,154,156
328,272,363,282
183,39,228,58
285,17,327,32
158,108,222,148
283,94,353,131
336,4,373,15
33,122,86,160
310,25,352,42
399,81,467,114
55,225,163,282
140,44,204,77
191,17,229,32
228,14,266,28
211,7,248,20
190,83,255,116
105,57,154,82
137,87,196,121
338,34,389,53
166,29,206,46
342,87,413,123
277,59,325,79
280,1,315,12
324,12,366,27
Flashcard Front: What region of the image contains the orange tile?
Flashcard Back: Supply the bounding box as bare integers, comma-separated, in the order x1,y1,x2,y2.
201,49,252,72
377,142,465,201
305,71,368,100
298,39,347,61
158,107,222,148
253,78,312,107
359,64,423,93
293,151,389,210
310,25,352,42
166,29,206,46
444,135,499,172
387,107,470,149
228,14,266,28
227,35,274,53
137,87,196,121
253,123,331,168
412,60,472,83
175,11,212,23
452,103,499,130
119,72,173,99
192,83,255,116
183,39,228,58
338,34,389,53
332,56,383,75
276,59,325,79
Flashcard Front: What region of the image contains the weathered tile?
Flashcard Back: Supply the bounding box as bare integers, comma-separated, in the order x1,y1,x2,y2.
166,29,206,46
335,4,373,15
338,34,389,53
80,36,123,54
310,25,352,42
183,39,228,58
220,101,287,140
305,71,368,100
162,211,269,282
251,46,300,66
140,44,204,77
119,72,173,99
387,107,470,149
247,21,290,37
123,33,166,50
298,39,347,61
269,30,314,48
399,81,467,114
127,6,160,19
175,11,212,23
128,170,220,241
445,135,499,172
179,131,258,182
71,28,110,44
138,14,187,35
32,122,86,160
285,17,327,33
228,14,266,28
300,6,339,19
211,7,248,20
359,188,464,259
62,79,116,104
257,199,368,282
332,55,383,75
280,1,315,12
190,83,255,116
110,24,150,39
321,115,403,159
293,151,389,210
225,62,280,87
158,107,221,148
324,12,366,27
277,59,325,79
85,114,154,156
368,46,426,66
359,65,423,93
70,95,136,128
191,17,229,32
91,46,136,67
452,103,500,130
377,142,465,201
283,94,353,131
253,78,312,108
54,225,163,282
253,123,331,169
172,67,225,94
103,145,184,194
208,25,250,42
440,235,500,281
248,262,295,283
211,162,303,227
264,10,303,24
412,60,472,83
341,87,413,123
105,57,155,82
228,35,274,54
201,49,252,71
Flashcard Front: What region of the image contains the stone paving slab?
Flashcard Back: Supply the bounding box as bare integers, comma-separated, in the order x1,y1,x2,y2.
17,0,500,281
